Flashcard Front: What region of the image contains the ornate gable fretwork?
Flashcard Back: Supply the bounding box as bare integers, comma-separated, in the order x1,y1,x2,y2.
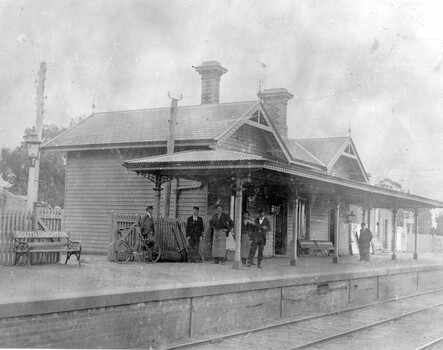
249,110,268,126
135,171,172,185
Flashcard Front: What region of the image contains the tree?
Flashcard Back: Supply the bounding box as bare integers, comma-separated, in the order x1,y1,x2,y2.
418,209,432,235
0,125,67,207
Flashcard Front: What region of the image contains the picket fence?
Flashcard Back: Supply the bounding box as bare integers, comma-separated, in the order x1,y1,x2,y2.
0,208,64,266
108,211,188,260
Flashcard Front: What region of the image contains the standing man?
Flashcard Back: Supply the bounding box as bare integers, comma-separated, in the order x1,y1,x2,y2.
209,204,233,264
358,222,373,262
248,208,270,269
240,211,254,266
137,205,155,239
186,206,205,263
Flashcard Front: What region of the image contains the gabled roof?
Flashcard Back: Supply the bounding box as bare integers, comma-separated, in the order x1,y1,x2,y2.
294,136,369,182
216,103,294,165
42,101,258,150
294,137,349,167
284,139,325,167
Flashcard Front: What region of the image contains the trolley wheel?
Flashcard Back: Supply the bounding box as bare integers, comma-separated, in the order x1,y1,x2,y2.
113,240,131,263
145,240,161,263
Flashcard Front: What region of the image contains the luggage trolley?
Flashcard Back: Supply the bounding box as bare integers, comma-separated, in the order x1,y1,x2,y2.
172,225,203,263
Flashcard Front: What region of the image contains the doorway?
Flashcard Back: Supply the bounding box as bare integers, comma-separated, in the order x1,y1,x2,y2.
274,201,288,255
384,219,389,249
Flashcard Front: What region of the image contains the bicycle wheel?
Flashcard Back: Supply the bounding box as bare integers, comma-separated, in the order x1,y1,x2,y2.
138,247,152,263
113,240,131,263
145,239,161,263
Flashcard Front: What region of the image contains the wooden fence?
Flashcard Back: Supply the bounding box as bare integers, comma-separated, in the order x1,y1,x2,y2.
108,211,188,260
0,208,64,266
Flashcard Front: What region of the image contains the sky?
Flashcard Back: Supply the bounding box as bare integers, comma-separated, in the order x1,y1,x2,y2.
1,0,443,200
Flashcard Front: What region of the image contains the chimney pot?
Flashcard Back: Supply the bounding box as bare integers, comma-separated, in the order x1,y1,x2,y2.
195,61,228,104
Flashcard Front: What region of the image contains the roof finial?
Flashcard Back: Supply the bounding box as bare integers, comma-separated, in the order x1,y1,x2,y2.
92,95,96,114
348,120,352,138
258,80,262,94
168,91,183,102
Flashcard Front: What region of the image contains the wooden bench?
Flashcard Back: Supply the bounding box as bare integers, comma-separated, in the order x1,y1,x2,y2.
298,239,335,257
13,231,82,267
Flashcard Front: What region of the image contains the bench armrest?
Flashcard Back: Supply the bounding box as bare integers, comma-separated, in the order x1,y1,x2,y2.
14,239,30,252
67,237,82,251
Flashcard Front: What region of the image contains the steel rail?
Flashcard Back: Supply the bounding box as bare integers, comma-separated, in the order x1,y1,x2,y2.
165,288,443,350
289,302,443,349
415,336,443,350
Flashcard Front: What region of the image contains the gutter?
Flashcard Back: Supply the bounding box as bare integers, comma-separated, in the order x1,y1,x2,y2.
173,179,203,217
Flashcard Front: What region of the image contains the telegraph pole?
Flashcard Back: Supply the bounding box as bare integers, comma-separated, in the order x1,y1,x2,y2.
163,92,182,217
27,62,46,211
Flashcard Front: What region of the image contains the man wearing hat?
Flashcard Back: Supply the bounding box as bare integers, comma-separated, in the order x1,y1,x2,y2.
137,205,155,238
247,208,270,268
186,206,205,263
357,222,372,261
357,222,373,262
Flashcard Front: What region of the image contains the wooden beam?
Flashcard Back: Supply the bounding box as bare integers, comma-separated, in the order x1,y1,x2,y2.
232,177,243,270
413,209,419,260
290,194,299,266
392,208,398,260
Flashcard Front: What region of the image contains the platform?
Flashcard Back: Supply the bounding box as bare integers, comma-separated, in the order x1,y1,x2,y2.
1,252,443,348
1,252,443,305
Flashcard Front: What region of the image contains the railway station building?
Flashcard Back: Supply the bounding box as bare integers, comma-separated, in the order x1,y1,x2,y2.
42,61,443,263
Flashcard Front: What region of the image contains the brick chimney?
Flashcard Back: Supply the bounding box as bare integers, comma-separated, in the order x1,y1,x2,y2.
257,88,294,138
194,61,228,104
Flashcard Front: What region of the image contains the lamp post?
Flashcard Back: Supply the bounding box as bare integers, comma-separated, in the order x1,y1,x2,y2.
24,127,41,212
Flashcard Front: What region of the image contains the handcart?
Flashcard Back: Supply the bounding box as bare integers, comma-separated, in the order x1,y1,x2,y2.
172,225,203,263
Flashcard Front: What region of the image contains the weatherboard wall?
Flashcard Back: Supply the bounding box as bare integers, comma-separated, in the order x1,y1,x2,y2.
64,149,208,253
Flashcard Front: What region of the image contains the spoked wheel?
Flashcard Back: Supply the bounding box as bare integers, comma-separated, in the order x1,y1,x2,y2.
113,240,131,263
138,248,152,263
144,240,161,263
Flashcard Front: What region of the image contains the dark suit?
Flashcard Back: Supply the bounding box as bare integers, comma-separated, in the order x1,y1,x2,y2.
248,216,271,266
186,215,205,262
358,228,373,261
137,213,155,237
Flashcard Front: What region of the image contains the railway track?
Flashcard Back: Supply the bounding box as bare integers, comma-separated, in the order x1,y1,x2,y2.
166,289,443,350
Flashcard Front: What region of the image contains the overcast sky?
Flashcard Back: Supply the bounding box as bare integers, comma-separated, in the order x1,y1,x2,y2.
1,0,443,200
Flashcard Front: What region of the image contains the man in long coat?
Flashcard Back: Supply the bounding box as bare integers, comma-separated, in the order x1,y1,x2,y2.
186,206,205,263
233,211,254,266
209,205,233,264
248,208,271,268
137,205,155,238
358,222,373,261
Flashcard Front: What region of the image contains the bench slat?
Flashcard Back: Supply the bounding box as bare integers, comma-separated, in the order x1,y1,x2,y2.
29,249,78,253
13,230,82,267
28,242,68,248
298,239,334,257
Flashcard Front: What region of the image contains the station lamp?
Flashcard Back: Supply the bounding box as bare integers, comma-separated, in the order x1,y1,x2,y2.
347,211,356,224
24,127,41,167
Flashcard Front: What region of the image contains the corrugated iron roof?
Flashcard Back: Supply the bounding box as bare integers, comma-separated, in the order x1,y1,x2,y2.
124,149,266,166
285,139,325,167
43,101,258,149
293,137,348,167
